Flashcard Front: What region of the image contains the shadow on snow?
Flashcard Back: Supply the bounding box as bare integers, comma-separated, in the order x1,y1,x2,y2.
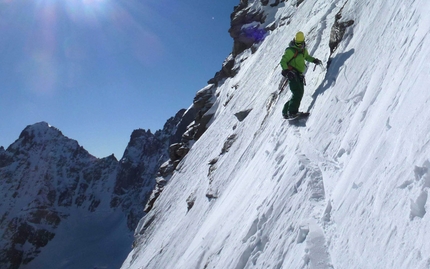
307,49,355,112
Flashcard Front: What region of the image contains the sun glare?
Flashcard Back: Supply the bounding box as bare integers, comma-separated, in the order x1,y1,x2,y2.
64,0,111,18
1,0,164,96
82,0,105,3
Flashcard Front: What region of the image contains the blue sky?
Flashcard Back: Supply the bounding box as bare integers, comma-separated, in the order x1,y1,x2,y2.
0,0,237,158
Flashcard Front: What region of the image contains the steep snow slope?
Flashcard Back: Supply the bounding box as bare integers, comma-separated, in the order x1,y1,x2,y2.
122,0,430,268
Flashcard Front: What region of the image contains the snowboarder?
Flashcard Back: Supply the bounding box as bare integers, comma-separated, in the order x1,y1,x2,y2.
280,31,322,119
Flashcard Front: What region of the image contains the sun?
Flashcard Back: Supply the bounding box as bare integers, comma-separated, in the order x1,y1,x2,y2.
82,0,106,3
61,0,113,23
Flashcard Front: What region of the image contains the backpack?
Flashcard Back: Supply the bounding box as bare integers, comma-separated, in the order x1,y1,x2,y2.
286,41,306,70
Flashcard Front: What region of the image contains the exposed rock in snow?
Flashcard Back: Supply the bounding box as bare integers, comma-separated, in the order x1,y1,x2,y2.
329,1,354,56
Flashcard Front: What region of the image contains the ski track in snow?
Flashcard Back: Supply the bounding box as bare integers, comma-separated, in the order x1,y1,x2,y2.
121,0,430,268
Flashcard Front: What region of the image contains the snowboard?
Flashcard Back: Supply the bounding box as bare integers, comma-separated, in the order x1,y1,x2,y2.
287,112,310,122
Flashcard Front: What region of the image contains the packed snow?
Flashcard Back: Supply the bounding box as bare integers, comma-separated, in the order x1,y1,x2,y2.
121,0,430,268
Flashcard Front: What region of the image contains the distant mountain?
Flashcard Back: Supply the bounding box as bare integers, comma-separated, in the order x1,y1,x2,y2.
0,109,190,269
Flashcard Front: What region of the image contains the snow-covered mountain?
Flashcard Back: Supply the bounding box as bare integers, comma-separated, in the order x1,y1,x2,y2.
0,110,188,269
121,0,430,268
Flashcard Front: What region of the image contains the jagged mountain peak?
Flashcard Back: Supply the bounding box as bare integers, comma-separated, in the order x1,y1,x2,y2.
120,129,160,165
9,121,83,157
130,128,152,138
19,121,62,140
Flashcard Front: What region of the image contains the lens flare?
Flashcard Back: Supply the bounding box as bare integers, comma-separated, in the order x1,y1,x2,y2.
2,0,165,97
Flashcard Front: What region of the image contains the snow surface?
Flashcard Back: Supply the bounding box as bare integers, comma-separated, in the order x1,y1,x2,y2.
121,0,430,268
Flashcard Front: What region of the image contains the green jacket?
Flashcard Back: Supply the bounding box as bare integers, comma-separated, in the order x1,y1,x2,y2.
280,41,315,74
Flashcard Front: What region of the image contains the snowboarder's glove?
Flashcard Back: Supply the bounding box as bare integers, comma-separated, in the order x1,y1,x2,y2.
287,71,297,80
313,58,322,65
282,69,296,80
281,69,289,77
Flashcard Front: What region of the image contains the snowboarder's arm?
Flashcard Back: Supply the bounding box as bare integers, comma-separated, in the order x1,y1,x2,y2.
304,49,315,63
305,50,322,65
280,49,294,70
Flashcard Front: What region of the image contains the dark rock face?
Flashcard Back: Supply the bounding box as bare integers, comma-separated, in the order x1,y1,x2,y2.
234,109,253,122
209,0,280,86
329,4,354,55
229,2,266,57
144,109,199,213
208,56,236,85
